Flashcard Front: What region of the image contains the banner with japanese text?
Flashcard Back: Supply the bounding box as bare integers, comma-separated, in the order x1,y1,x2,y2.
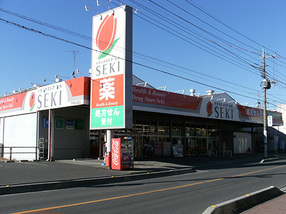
90,5,133,129
0,77,90,117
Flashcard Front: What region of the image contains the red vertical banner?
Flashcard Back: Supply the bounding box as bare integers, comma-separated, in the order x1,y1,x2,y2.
111,138,121,170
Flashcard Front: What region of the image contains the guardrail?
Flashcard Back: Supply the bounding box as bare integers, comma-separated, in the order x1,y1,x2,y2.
2,147,38,160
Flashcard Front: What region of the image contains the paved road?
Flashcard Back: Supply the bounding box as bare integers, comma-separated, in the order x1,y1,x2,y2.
1,159,286,214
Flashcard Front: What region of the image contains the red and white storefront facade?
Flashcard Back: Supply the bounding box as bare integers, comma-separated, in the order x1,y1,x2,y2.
0,77,90,160
0,75,283,160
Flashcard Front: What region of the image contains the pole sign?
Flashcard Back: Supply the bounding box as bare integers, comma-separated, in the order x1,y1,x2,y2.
90,5,133,130
268,115,273,127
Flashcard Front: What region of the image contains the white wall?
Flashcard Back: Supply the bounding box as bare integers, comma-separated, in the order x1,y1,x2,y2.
3,113,37,160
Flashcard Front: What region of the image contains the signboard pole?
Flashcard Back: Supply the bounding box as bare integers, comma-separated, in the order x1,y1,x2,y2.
106,130,112,153
48,109,55,161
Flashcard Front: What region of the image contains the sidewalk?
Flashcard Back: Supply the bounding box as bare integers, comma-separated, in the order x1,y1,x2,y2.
241,193,286,214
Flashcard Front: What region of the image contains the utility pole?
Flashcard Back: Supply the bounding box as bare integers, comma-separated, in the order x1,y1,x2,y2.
262,47,268,158
261,47,275,158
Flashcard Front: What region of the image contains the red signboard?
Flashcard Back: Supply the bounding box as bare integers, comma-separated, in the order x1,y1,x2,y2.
91,74,124,109
0,92,27,112
237,105,263,119
65,76,90,97
237,104,282,124
132,86,202,112
111,138,121,170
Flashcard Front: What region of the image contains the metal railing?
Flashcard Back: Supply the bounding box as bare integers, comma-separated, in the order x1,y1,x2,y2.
2,146,39,161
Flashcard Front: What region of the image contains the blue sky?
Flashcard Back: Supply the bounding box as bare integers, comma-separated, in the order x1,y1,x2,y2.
1,0,286,109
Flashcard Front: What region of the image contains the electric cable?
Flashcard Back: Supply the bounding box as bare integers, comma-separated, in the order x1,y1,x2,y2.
166,0,261,55
0,17,262,104
129,0,261,76
2,3,285,108
0,6,262,93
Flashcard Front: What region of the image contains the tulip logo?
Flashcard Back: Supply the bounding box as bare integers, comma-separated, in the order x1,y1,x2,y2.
96,14,119,59
206,101,213,116
29,92,36,111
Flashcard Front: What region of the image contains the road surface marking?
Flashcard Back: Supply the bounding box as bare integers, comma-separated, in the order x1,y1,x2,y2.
12,164,286,214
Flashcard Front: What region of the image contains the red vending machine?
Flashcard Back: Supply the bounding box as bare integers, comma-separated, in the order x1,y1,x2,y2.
111,137,134,170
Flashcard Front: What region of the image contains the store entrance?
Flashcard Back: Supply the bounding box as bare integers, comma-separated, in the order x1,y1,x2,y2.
90,131,105,158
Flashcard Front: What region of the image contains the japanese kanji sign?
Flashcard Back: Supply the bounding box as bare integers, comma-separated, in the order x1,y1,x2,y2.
91,74,125,128
90,5,133,130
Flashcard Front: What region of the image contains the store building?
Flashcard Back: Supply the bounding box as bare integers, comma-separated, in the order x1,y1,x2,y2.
0,75,283,160
0,77,91,160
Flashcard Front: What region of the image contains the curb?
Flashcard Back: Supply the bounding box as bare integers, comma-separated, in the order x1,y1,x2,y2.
202,186,284,214
260,155,286,163
0,167,195,195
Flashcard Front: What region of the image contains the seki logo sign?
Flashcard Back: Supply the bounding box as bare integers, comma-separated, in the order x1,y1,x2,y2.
96,14,119,59
91,6,130,79
29,84,63,111
207,100,234,120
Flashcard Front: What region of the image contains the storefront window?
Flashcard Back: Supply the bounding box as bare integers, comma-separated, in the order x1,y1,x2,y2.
196,128,202,136
143,136,152,157
158,122,166,135
202,128,207,136
114,129,126,135
165,122,170,135
134,120,142,134
150,121,157,135
185,124,191,137
172,123,183,136
132,115,222,158
126,129,133,135
190,128,196,136
172,123,178,136
178,124,183,136
208,128,218,137
134,135,143,159
143,120,150,135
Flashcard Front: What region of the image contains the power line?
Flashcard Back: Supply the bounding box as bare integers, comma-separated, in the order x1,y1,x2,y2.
1,1,265,78
129,0,261,76
184,0,263,52
0,6,261,93
166,0,261,54
0,17,262,104
2,3,285,108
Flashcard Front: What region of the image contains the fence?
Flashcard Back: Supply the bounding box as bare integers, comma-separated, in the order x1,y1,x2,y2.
2,146,39,161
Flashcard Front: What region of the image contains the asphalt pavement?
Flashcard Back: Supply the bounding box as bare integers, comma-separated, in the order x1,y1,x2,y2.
1,153,286,213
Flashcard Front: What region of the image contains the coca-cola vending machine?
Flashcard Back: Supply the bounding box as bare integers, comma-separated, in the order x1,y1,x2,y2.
111,137,134,170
